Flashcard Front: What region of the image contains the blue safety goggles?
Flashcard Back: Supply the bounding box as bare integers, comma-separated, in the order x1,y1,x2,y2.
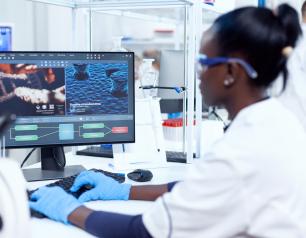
197,54,258,79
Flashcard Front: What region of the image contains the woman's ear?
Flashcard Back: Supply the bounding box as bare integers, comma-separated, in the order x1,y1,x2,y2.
223,64,236,87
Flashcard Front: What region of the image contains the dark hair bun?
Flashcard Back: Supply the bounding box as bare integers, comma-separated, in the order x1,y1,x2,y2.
276,4,302,47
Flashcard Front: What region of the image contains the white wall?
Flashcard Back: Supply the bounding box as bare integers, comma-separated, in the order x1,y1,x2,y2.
47,5,73,50
0,0,35,50
32,3,49,50
91,12,179,54
0,0,88,51
6,1,180,52
236,0,258,7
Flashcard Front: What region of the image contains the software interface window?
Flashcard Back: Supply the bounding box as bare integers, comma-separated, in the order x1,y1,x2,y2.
0,52,135,147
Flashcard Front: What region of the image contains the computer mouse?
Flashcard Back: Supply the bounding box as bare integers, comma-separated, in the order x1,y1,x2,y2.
127,169,153,182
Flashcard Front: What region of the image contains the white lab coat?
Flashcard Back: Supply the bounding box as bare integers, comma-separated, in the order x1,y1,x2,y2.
143,98,306,238
273,24,306,131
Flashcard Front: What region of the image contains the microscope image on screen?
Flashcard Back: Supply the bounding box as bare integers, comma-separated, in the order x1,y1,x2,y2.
73,64,90,81
105,68,128,98
0,64,66,116
65,63,129,115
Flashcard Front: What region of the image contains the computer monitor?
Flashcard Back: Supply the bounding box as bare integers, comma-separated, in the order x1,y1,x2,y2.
158,50,209,114
158,50,185,101
0,26,12,51
158,50,185,114
0,51,135,181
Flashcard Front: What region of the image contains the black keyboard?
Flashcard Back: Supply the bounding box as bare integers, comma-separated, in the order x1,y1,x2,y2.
76,146,114,158
28,168,125,218
166,151,196,163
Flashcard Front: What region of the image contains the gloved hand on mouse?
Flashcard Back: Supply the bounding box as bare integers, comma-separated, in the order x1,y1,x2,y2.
29,171,132,223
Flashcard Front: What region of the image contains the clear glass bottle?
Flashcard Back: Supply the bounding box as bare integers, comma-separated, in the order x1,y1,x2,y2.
111,36,128,52
139,58,158,98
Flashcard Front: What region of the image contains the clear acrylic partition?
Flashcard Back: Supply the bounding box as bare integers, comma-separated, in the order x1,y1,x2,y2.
19,0,223,162
88,2,190,159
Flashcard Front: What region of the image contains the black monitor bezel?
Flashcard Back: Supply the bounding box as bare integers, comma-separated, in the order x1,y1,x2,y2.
0,51,135,149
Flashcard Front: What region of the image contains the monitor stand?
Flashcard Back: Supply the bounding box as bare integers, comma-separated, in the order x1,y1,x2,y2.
22,146,85,182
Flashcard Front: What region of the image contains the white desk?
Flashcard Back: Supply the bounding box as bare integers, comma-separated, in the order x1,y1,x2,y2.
29,152,190,238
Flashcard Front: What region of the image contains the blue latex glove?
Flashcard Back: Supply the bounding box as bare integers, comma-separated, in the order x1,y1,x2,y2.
29,186,82,224
70,170,131,203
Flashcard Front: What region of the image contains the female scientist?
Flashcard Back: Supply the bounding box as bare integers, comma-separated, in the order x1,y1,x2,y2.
30,4,306,238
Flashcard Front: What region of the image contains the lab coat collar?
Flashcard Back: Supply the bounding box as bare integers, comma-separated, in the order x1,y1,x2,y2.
223,97,271,133
229,97,276,128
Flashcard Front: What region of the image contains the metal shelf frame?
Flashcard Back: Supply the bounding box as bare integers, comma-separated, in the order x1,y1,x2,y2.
28,0,195,9
93,10,182,24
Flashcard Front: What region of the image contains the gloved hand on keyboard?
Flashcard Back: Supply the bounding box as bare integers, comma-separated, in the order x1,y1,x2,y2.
29,186,82,224
70,170,132,203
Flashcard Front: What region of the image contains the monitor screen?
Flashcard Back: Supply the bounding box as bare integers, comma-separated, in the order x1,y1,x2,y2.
158,50,185,100
0,26,12,51
158,50,209,113
158,50,184,114
0,52,135,149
